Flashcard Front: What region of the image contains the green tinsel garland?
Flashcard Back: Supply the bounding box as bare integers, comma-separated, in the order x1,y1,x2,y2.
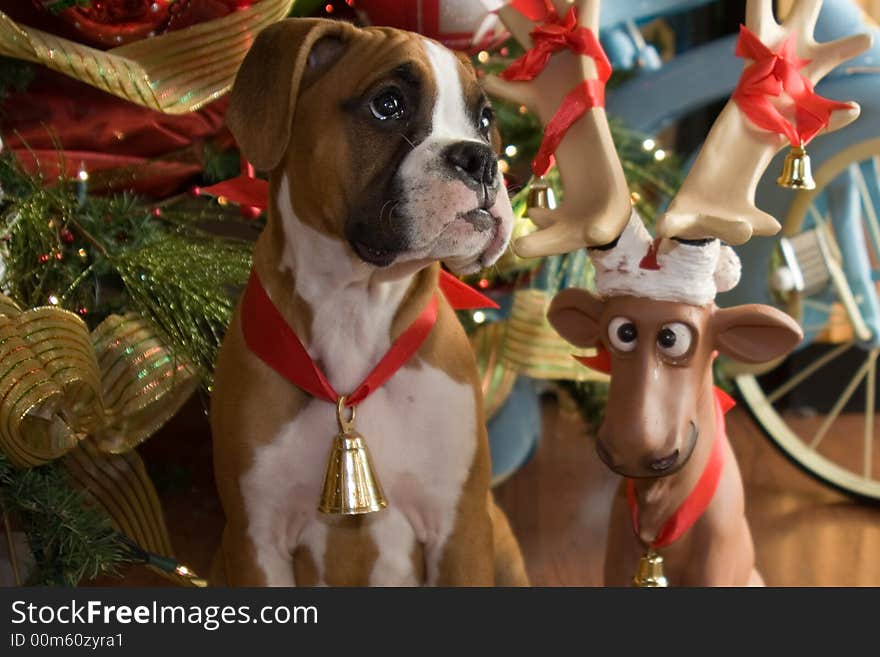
0,155,253,384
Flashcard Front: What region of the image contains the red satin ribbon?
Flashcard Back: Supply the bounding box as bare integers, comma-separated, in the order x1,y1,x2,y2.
242,267,497,406
732,25,851,147
574,345,735,548
501,3,611,176
242,270,437,406
5,68,228,196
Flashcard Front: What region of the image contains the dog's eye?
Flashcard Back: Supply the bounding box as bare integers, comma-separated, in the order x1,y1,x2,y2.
479,106,494,134
608,317,637,353
657,323,693,359
370,90,405,121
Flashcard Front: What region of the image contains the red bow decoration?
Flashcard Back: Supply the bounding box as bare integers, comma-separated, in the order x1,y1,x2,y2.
732,25,851,147
200,158,265,219
501,2,611,176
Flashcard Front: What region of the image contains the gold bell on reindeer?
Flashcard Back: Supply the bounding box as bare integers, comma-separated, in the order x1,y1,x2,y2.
318,397,388,515
777,143,816,190
633,549,668,587
526,176,556,216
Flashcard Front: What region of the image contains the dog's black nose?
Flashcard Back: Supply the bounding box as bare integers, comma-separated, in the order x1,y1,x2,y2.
444,141,497,189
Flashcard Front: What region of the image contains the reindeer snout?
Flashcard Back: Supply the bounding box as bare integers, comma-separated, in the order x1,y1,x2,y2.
596,421,698,478
647,449,680,473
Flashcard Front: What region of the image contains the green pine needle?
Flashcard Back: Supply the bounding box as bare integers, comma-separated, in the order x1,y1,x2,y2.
0,453,129,586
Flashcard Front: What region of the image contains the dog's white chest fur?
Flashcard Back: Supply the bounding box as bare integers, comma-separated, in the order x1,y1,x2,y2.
239,177,477,586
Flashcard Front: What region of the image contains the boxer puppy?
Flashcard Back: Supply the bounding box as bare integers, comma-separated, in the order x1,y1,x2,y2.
211,18,528,586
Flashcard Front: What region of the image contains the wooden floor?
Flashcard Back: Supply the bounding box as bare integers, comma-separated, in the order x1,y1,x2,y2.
494,397,880,586
92,393,880,587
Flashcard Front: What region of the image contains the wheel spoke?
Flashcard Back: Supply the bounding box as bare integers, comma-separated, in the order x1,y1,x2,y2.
768,342,853,404
852,163,880,262
810,353,874,450
801,298,836,313
864,350,877,480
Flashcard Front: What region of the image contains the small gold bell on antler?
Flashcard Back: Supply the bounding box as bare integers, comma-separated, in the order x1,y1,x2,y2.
526,176,556,216
633,549,668,587
318,397,388,515
777,143,816,190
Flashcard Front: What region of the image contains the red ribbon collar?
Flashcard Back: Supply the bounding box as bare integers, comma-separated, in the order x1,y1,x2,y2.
732,25,851,146
242,269,496,407
574,346,735,548
501,2,611,176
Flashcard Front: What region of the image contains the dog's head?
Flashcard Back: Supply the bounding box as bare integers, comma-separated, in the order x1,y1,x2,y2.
227,19,514,275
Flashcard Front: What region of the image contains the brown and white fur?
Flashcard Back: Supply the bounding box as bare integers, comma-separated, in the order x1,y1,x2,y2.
210,18,527,586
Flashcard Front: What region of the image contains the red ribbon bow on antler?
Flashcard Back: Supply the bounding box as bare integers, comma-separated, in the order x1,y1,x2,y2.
732,25,851,147
501,1,611,176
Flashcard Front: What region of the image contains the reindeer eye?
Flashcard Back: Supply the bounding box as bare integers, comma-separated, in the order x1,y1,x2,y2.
608,317,638,352
657,323,693,359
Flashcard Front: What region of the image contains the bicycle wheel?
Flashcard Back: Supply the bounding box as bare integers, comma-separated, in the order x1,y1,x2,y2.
734,139,880,501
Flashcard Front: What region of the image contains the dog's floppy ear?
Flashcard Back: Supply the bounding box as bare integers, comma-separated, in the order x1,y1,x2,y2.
227,19,351,172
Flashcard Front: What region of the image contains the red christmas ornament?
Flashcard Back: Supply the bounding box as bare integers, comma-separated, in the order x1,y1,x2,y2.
355,0,507,52
31,0,259,48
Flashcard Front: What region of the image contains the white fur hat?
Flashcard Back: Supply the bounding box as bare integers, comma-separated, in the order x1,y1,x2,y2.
589,211,741,306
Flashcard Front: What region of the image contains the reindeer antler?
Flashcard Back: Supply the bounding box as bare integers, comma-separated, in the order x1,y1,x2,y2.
659,0,872,245
483,0,631,257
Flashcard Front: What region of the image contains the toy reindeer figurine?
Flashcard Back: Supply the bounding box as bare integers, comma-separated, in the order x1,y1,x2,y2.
549,217,802,586
506,0,868,586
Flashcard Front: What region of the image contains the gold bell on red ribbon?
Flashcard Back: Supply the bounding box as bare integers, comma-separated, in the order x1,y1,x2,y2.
318,397,388,516
633,549,668,587
777,143,816,190
526,176,556,216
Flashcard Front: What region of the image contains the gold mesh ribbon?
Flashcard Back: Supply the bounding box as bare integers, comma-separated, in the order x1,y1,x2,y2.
500,289,607,382
0,297,200,584
64,442,197,584
0,298,198,468
470,322,518,418
0,0,294,114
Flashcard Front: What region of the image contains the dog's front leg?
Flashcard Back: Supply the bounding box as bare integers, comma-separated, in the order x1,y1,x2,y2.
220,521,295,587
428,504,494,586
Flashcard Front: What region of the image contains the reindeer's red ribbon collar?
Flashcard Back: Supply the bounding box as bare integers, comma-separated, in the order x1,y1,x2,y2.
575,347,735,549
732,25,851,146
242,270,496,407
502,1,611,176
